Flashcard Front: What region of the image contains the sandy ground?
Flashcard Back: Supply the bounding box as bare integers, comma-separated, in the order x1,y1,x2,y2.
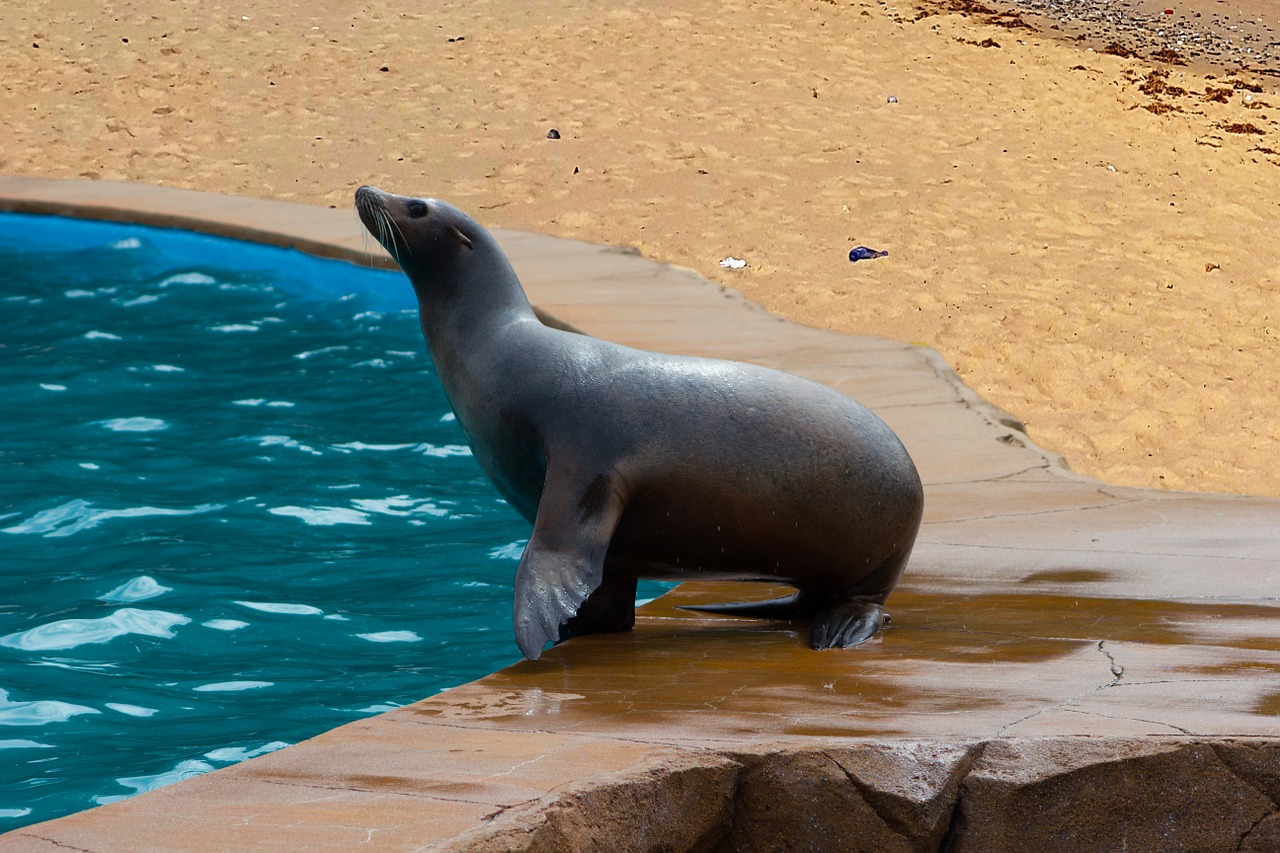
2,0,1278,497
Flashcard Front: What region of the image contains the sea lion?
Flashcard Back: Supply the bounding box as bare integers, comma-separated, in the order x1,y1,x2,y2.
355,185,924,661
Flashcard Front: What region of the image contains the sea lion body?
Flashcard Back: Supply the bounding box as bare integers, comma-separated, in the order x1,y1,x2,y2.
355,186,923,660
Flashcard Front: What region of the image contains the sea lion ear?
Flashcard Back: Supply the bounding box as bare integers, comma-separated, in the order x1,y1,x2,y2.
453,227,473,250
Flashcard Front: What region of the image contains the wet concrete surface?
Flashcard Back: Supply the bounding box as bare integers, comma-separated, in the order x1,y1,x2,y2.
0,178,1277,851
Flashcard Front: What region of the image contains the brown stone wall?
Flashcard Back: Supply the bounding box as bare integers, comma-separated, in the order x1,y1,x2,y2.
445,739,1280,853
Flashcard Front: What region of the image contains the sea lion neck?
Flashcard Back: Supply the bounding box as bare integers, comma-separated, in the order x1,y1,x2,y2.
404,225,539,363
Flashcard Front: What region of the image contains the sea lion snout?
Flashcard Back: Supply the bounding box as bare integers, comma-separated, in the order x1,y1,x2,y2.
354,183,383,207
355,185,419,262
356,188,477,267
354,184,389,224
355,185,426,217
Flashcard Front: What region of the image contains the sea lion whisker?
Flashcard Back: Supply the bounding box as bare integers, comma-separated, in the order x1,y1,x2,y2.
381,210,401,262
373,208,400,264
384,209,412,259
354,205,379,267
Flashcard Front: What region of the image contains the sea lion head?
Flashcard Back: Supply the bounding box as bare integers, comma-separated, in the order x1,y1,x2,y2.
354,185,483,288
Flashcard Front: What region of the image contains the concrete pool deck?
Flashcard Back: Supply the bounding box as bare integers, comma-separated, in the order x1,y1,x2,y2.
1,177,1277,851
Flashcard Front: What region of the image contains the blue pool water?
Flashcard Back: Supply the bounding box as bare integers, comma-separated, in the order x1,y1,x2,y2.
0,214,665,828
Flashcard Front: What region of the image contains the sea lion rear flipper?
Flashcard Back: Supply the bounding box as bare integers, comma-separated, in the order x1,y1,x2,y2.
681,593,888,649
513,466,626,661
810,597,886,649
677,593,809,619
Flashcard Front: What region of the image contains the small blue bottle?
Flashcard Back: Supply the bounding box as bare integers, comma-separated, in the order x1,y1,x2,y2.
849,246,888,262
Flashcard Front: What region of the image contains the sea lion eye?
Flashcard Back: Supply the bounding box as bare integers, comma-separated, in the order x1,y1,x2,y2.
407,200,428,218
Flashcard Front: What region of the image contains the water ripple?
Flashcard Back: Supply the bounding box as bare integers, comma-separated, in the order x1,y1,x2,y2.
95,760,216,805
104,704,158,718
293,345,350,360
356,631,422,643
0,609,191,652
418,443,472,458
204,742,288,763
251,435,321,456
267,505,371,526
351,496,453,519
1,500,223,538
193,682,272,693
99,417,168,432
158,272,216,286
202,619,248,631
327,441,472,458
234,602,324,616
232,399,293,407
99,576,171,604
0,689,98,726
489,540,528,560
331,441,416,452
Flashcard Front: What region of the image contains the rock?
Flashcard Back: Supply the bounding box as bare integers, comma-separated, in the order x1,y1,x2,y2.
947,738,1277,853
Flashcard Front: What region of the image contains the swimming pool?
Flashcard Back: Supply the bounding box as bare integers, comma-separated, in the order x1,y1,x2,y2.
0,214,662,828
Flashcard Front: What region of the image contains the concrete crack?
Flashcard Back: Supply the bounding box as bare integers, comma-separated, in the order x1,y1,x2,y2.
476,803,513,826
923,462,1054,487
920,495,1142,524
1056,707,1192,735
1097,639,1124,680
1114,678,1276,687
482,753,547,780
873,397,965,411
926,491,1146,525
993,639,1122,737
12,835,99,853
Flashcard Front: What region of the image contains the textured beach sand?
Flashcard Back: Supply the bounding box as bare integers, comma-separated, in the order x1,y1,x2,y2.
2,0,1278,496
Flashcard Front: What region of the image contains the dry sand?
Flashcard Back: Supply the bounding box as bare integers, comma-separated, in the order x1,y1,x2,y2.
2,0,1278,496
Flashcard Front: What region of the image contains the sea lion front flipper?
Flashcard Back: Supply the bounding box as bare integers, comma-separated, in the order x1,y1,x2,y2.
809,596,886,649
513,468,626,661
